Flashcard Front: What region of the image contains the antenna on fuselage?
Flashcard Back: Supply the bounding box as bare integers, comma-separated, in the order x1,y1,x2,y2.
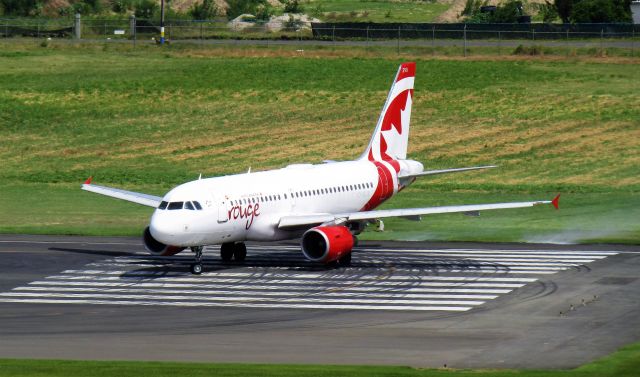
198,173,202,180
247,167,251,174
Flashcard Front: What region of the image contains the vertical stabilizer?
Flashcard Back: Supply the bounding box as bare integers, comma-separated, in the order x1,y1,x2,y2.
360,62,415,162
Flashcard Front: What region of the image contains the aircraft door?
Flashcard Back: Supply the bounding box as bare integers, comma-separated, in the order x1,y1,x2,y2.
217,197,228,223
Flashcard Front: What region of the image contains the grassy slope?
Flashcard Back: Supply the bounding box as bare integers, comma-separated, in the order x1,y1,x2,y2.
0,42,638,242
1,340,640,376
304,0,450,23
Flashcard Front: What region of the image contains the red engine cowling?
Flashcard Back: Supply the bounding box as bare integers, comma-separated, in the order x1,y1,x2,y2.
143,226,185,256
301,225,354,263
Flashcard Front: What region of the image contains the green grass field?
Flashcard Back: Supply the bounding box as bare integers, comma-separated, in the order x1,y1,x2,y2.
1,339,640,376
0,41,638,243
304,0,450,23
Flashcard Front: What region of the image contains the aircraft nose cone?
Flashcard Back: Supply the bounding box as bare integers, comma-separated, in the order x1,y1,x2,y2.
149,211,178,245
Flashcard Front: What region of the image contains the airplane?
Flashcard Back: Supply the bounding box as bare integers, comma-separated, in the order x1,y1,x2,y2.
82,62,560,275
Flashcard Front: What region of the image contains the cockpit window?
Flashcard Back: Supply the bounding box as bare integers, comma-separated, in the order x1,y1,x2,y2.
193,201,202,210
158,201,168,210
167,201,184,210
185,202,195,210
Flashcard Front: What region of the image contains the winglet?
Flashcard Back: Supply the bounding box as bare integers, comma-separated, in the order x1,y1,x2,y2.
84,176,93,185
552,194,560,210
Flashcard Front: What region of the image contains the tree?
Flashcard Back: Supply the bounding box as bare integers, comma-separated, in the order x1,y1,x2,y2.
0,0,40,16
554,0,573,23
537,0,559,22
570,0,631,22
492,0,523,22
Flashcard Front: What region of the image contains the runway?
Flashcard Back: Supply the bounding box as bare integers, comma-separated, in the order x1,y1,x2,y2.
0,234,639,369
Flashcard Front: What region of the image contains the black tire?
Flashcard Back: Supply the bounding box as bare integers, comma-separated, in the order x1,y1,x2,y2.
190,263,203,275
338,253,352,266
233,242,247,262
220,243,234,262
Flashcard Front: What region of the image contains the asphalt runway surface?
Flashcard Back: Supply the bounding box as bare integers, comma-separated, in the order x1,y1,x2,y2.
1,234,639,369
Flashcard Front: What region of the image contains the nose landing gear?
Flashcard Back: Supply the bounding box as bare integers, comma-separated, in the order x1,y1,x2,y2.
190,246,204,275
188,242,248,275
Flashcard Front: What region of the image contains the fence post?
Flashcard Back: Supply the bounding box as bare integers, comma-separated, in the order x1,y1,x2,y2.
463,24,467,57
366,26,369,48
498,30,501,56
332,25,335,44
397,26,400,55
565,29,569,56
600,28,604,52
200,23,203,44
432,25,435,56
74,13,81,39
532,28,535,41
130,15,136,47
632,29,635,57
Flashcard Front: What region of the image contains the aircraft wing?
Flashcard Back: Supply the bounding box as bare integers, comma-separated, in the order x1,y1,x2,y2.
398,165,496,179
278,195,560,229
81,178,162,208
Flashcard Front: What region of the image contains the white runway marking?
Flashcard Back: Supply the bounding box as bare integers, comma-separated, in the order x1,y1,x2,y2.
0,246,619,312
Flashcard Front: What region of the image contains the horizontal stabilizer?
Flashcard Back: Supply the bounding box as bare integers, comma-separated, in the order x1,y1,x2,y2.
399,165,496,179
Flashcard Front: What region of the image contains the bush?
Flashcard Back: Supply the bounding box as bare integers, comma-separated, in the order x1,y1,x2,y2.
513,44,547,55
111,0,135,14
135,0,157,18
226,0,268,20
254,3,273,20
535,0,558,22
283,0,303,13
190,0,218,19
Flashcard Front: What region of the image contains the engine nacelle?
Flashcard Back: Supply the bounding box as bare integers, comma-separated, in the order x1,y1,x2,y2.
301,225,354,263
143,226,185,256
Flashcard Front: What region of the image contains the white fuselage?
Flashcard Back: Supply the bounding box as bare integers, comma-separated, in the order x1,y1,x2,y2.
149,159,423,247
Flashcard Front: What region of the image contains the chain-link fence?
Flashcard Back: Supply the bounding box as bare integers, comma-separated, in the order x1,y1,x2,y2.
1,16,637,56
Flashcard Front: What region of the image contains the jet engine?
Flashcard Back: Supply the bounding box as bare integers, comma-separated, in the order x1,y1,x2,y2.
301,225,354,263
143,226,185,256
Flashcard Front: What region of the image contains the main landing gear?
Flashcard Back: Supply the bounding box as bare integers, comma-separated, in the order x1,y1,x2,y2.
190,246,204,275
220,242,247,262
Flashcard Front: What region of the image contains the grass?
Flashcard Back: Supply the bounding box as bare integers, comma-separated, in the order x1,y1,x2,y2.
304,0,450,23
0,41,638,243
1,340,640,376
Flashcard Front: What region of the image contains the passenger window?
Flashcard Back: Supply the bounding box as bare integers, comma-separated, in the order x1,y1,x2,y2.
194,201,203,210
167,202,183,210
185,202,195,210
158,201,168,210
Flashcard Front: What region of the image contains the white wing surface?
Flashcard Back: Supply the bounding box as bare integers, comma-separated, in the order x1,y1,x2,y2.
278,197,559,229
81,178,161,208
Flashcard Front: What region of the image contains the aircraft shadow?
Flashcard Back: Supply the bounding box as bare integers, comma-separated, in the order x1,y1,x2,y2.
49,247,133,257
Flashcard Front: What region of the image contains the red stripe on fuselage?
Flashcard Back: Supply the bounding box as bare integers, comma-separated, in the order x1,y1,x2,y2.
361,160,397,211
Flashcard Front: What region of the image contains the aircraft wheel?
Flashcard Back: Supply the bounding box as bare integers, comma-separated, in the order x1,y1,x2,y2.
190,263,203,275
338,253,352,266
233,242,247,262
220,243,234,262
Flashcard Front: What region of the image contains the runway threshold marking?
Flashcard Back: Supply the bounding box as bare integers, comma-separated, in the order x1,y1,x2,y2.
0,247,619,312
